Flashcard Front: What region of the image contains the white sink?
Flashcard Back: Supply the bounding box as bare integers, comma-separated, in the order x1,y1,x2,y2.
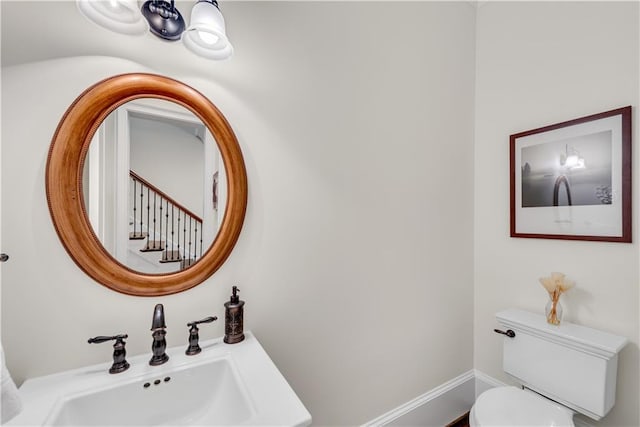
49,356,252,426
9,332,311,426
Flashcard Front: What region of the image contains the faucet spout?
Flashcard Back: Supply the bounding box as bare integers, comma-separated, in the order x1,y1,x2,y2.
149,304,169,366
151,303,166,330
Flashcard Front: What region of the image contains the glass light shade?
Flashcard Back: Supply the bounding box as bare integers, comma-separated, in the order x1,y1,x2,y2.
183,1,233,60
565,154,586,169
565,155,579,168
77,0,147,35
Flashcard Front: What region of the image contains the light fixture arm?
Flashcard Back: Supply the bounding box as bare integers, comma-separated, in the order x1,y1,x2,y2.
148,0,178,19
141,0,186,41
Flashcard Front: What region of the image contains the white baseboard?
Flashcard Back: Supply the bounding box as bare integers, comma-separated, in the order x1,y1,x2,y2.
363,370,595,427
362,370,476,426
473,369,506,398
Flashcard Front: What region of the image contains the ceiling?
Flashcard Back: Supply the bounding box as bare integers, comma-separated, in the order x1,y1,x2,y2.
1,1,481,90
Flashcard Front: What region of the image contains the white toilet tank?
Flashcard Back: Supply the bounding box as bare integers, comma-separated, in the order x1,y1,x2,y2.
496,309,627,421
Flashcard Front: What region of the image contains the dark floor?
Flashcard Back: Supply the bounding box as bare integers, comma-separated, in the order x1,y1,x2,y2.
445,411,470,427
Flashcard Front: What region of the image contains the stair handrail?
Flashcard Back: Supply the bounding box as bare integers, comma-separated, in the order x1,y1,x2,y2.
129,170,203,223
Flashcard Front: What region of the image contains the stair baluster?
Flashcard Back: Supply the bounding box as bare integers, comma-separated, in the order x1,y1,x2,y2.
132,180,138,238
139,184,144,239
170,204,176,261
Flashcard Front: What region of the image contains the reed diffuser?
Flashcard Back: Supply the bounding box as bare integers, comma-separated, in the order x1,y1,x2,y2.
539,272,574,325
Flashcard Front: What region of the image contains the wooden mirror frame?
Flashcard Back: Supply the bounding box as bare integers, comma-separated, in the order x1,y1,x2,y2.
46,73,247,296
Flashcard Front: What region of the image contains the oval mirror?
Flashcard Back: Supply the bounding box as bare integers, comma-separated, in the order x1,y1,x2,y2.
46,73,247,296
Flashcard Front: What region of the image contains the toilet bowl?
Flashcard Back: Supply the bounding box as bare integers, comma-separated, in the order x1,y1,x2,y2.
472,309,628,427
469,386,574,427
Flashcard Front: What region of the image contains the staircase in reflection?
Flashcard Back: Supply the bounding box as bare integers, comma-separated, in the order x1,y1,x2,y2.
129,171,202,272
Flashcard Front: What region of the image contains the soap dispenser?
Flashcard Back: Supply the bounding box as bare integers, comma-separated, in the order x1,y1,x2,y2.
224,286,245,344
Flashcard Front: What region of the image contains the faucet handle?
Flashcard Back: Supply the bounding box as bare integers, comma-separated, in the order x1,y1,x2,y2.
88,334,128,344
186,316,217,355
88,334,130,374
187,316,217,327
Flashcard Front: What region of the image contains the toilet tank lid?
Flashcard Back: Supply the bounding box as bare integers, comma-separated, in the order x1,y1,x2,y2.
496,309,628,359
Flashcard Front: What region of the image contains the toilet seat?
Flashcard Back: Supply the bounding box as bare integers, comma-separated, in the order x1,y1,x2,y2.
469,386,575,427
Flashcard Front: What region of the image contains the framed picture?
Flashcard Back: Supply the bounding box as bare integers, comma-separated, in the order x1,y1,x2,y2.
510,106,632,242
212,171,219,210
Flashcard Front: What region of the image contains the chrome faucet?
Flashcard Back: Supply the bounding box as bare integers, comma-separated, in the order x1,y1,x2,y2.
149,304,169,366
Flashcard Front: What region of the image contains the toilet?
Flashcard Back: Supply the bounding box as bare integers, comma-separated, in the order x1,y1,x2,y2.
470,308,628,427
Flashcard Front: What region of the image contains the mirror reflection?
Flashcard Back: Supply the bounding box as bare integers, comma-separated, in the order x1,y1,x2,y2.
82,99,227,274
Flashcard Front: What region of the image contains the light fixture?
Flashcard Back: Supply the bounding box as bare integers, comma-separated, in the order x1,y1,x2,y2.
560,144,586,170
77,0,233,60
564,154,585,169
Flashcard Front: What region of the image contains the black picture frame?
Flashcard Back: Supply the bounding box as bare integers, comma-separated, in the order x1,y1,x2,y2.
510,106,632,242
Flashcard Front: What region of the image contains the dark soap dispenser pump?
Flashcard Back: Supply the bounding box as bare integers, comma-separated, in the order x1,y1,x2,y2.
224,286,245,344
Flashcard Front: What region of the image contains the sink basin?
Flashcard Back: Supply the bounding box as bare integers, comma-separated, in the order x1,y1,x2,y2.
49,356,252,426
9,332,311,426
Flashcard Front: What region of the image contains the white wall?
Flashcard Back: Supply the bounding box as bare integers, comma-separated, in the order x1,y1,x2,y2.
130,115,204,216
474,2,639,427
1,2,476,425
